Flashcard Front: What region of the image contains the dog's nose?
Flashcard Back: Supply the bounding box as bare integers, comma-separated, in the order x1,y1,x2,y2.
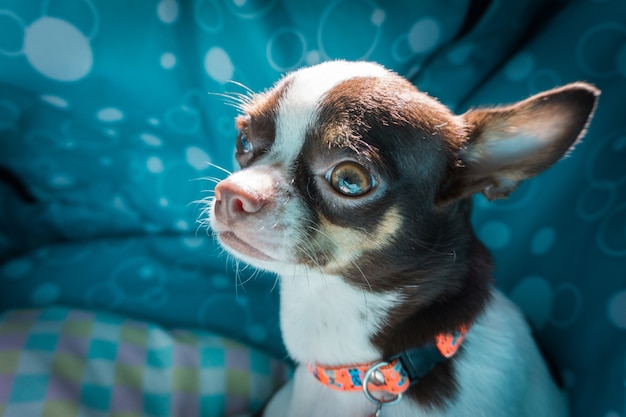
213,179,264,222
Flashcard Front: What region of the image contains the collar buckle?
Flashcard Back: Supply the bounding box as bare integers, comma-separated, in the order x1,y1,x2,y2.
389,344,446,386
362,361,404,405
363,361,403,417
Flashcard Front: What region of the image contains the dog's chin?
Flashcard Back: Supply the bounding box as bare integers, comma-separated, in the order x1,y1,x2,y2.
215,231,313,277
217,231,277,263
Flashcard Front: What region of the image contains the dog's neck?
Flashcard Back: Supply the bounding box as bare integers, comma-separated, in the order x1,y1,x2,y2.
279,253,493,362
279,268,401,367
277,226,494,407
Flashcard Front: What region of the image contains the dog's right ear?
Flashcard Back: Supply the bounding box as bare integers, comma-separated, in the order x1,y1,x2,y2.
438,83,599,204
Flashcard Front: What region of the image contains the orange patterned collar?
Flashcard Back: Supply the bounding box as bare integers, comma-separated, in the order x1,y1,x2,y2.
307,324,470,397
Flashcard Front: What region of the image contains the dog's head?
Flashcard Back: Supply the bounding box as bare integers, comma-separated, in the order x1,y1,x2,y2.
207,60,598,294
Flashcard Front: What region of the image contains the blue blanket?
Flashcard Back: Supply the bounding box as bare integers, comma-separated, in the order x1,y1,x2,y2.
1,0,625,415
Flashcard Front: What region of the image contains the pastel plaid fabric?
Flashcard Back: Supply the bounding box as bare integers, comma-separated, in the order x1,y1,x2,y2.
0,307,289,417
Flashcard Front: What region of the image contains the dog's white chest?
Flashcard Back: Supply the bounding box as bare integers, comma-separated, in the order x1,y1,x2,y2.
265,289,569,417
279,269,400,367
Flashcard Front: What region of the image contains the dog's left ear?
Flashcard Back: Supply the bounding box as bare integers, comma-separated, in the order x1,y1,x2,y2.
439,83,600,203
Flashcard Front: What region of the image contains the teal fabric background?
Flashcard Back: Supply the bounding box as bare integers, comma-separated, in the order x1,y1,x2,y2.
0,0,624,415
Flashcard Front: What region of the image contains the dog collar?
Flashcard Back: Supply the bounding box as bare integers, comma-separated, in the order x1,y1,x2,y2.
307,324,469,396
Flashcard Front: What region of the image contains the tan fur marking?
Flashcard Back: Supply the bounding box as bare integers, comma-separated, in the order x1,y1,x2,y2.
318,207,403,272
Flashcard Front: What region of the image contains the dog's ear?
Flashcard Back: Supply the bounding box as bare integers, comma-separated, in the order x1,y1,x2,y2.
439,83,599,203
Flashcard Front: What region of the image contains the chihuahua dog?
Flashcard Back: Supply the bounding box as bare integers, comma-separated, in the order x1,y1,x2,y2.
205,61,598,417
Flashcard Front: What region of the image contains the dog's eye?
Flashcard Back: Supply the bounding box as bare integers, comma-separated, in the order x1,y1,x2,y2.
326,162,376,197
237,131,253,154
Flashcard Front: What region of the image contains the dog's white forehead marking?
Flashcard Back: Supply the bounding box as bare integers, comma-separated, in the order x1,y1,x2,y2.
269,61,390,166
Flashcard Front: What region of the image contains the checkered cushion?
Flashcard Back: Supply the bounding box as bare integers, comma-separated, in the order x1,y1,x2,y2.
0,307,289,417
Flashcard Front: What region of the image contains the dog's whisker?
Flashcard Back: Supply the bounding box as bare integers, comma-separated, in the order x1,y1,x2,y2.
205,162,233,177
290,232,323,270
232,259,245,299
299,244,324,270
269,273,280,294
350,259,373,292
235,269,256,288
390,231,457,259
194,223,205,238
194,176,222,185
207,91,253,108
282,231,311,264
190,202,215,226
223,101,246,112
191,195,215,206
226,80,255,95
